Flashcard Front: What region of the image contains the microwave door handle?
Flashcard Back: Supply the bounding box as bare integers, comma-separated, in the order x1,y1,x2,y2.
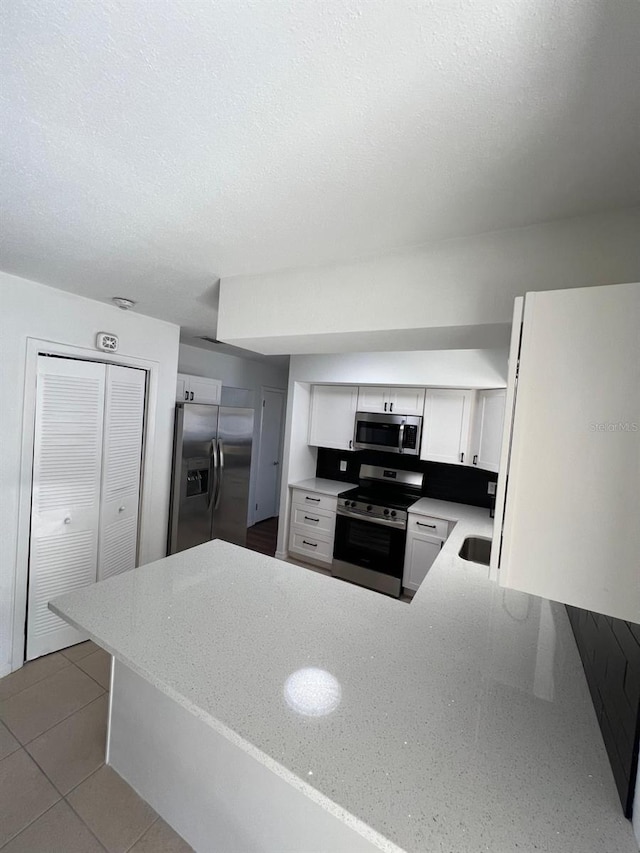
398,421,405,454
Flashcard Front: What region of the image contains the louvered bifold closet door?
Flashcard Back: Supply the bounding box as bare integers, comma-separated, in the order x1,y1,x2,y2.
97,365,146,581
26,357,106,660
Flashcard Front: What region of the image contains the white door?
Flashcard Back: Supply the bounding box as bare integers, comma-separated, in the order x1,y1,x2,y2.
308,386,358,450
255,388,285,523
498,283,640,622
472,389,506,472
357,386,388,413
388,387,425,416
26,357,106,660
420,389,474,465
98,365,146,581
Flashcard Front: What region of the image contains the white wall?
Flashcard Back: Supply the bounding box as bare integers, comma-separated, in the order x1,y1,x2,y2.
275,349,509,557
290,349,508,388
178,344,289,525
178,344,289,393
0,272,180,676
218,208,640,354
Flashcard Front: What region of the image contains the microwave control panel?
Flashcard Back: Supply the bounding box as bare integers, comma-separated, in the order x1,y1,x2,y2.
403,424,418,449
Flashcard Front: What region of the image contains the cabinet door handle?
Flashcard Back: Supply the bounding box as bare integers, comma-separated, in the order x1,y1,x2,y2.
473,454,478,465
305,497,320,502
184,391,189,400
349,439,353,449
118,505,125,513
190,391,194,401
389,402,393,412
302,540,317,547
460,452,464,463
63,516,72,525
416,522,436,528
384,402,387,411
304,516,319,522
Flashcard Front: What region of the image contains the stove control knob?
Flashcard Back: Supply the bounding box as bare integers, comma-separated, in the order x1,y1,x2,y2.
345,501,352,507
390,510,397,517
366,505,373,511
383,509,390,516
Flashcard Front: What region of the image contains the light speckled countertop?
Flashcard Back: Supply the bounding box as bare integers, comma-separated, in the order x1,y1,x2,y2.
290,477,356,496
51,499,636,853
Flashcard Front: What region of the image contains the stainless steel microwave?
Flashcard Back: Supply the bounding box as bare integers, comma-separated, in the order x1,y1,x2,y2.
353,412,422,455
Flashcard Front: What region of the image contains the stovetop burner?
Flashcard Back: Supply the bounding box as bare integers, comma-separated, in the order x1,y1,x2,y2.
336,464,424,528
339,487,419,511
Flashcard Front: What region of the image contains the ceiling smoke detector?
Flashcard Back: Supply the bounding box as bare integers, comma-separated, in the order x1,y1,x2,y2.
112,297,136,310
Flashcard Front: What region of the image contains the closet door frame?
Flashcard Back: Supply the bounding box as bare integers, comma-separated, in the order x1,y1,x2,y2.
12,338,155,671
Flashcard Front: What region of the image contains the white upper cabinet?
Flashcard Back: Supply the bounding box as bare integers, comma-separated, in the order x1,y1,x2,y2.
357,386,388,413
176,373,221,405
420,389,474,465
470,389,506,472
388,387,426,416
308,385,359,451
357,386,425,416
495,283,640,623
176,373,188,403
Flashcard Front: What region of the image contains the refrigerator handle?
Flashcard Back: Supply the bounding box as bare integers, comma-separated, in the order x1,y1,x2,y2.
214,439,224,510
208,439,217,510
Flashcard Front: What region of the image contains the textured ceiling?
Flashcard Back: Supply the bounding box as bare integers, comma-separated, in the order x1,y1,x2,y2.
1,0,639,338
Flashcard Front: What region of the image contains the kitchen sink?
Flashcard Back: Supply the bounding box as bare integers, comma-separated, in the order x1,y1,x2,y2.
458,536,492,566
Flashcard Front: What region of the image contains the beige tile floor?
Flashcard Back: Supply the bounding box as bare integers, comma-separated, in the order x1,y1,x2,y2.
0,642,193,852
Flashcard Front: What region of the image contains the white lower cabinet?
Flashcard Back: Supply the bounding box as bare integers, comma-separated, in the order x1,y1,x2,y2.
288,488,337,566
403,513,449,592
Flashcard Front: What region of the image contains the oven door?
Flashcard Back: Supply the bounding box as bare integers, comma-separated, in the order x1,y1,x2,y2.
334,514,406,578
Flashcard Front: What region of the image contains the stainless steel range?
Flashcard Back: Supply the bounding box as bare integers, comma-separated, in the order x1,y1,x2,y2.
333,465,424,597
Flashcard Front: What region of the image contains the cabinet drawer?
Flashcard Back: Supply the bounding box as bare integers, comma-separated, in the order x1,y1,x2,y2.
408,514,449,539
290,489,338,513
289,530,333,563
291,504,335,537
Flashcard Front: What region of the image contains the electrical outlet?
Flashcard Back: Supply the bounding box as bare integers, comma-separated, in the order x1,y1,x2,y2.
339,460,347,472
487,481,497,496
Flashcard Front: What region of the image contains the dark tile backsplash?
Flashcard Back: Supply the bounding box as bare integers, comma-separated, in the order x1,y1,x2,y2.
315,447,497,509
567,606,640,817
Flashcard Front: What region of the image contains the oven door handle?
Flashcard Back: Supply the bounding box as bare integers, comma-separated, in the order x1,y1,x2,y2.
337,507,406,530
398,420,405,454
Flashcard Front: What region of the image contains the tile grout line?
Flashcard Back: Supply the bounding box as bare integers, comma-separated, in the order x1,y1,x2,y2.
62,765,112,852
123,815,161,853
13,680,107,749
0,658,73,704
70,654,112,693
63,765,158,853
0,793,62,851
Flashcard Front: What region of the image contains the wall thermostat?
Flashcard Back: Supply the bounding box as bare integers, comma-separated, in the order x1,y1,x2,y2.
96,332,119,352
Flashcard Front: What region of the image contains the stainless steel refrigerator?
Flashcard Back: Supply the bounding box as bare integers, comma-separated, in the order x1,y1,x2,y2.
168,403,254,554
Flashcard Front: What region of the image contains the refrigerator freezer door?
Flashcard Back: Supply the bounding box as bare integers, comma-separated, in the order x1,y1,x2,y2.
168,404,219,554
213,407,254,547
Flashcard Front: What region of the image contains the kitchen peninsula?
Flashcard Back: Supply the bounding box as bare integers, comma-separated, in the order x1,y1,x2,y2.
51,520,636,852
